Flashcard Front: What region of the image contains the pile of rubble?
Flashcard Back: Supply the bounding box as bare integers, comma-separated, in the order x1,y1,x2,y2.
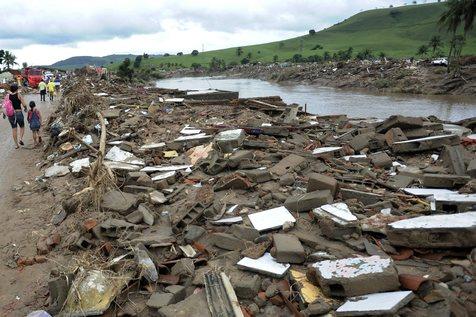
25,74,476,316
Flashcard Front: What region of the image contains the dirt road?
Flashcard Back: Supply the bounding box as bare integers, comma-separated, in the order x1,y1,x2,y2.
0,93,58,316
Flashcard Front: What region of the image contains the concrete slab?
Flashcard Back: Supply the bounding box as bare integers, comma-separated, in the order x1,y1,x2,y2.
237,253,290,278
248,206,296,232
336,291,414,316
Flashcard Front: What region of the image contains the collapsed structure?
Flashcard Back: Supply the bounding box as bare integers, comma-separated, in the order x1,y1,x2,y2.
21,75,476,316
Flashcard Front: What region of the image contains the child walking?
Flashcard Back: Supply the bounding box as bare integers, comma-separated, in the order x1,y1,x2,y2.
27,101,42,146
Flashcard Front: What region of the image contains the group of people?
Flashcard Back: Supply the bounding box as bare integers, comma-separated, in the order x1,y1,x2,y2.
38,78,56,102
3,84,43,148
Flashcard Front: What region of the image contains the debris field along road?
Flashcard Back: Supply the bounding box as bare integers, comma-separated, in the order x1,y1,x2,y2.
0,94,58,316
3,73,476,317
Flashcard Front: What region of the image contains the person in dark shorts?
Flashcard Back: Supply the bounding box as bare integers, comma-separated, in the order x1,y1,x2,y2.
6,84,28,148
38,80,47,101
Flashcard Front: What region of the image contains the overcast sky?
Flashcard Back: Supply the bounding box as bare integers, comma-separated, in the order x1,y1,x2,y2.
1,0,437,66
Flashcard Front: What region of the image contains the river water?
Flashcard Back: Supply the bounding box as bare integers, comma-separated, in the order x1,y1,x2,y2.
156,77,476,121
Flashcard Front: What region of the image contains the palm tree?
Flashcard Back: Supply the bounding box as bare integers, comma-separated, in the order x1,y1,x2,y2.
428,36,442,55
3,51,17,69
0,50,4,65
22,62,28,69
417,45,429,57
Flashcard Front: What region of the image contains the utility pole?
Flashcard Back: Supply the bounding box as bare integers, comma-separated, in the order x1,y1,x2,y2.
202,44,204,53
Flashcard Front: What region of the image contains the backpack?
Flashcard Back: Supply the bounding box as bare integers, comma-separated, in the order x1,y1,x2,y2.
30,110,41,130
3,94,14,117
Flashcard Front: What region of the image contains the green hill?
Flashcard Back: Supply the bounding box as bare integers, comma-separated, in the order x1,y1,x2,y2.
51,54,138,69
129,2,476,70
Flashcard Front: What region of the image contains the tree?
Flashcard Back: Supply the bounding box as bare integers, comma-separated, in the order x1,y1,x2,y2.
177,52,183,56
429,35,442,55
22,62,28,69
356,48,373,60
247,52,252,59
311,44,323,50
379,52,386,59
209,57,226,71
278,42,284,49
143,53,149,59
0,50,4,65
323,51,331,61
163,53,170,57
118,58,134,81
191,50,199,56
309,29,316,35
236,47,243,56
133,55,142,68
191,63,202,71
273,55,279,63
292,54,304,63
416,44,429,56
439,0,476,73
240,57,250,65
3,51,17,69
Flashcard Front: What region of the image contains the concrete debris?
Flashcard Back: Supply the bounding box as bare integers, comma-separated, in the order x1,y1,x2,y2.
22,74,476,316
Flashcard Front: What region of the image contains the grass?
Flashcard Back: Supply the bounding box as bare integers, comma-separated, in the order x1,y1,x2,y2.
113,2,476,70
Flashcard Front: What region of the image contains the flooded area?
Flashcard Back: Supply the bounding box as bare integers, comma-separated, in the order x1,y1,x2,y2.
157,77,476,121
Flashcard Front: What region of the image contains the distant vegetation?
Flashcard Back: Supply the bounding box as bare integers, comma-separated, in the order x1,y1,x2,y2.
51,54,139,70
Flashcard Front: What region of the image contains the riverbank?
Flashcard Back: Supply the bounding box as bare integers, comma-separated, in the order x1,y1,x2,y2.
162,60,476,96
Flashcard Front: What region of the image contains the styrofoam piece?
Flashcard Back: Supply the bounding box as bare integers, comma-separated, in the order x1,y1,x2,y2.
140,142,166,150
164,98,184,103
105,146,145,166
69,157,90,173
431,193,476,203
151,171,176,181
141,165,192,173
237,253,290,278
388,212,476,230
44,165,70,178
174,133,212,142
82,135,93,145
210,216,243,225
313,256,393,279
312,146,342,155
402,188,456,196
215,129,245,141
104,161,141,171
248,206,296,232
393,134,456,144
107,140,123,145
186,89,219,95
336,291,414,316
313,203,357,225
343,154,367,161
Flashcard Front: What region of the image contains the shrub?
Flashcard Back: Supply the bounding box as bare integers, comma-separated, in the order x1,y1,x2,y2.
191,50,199,56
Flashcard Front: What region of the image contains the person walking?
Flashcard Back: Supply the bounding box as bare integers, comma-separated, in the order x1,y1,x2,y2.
27,101,42,147
47,79,55,101
38,80,47,101
3,84,28,148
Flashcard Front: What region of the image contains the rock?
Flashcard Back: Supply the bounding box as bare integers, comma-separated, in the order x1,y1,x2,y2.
125,209,143,224
279,173,295,186
62,196,81,214
441,145,466,176
171,258,195,277
184,225,206,243
376,115,423,134
307,173,338,196
158,292,211,317
214,129,246,153
123,185,155,194
341,188,382,205
385,127,407,146
228,150,254,168
304,301,332,316
138,204,154,225
230,224,260,241
146,293,174,309
349,132,374,152
467,159,476,178
44,165,70,178
271,233,305,263
422,173,470,188
284,190,333,212
101,190,138,215
150,190,167,204
312,256,400,297
270,154,307,176
165,285,186,303
232,273,261,299
242,169,272,183
211,233,246,251
369,151,393,169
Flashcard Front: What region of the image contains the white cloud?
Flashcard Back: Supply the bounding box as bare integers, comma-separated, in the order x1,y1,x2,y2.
1,0,437,65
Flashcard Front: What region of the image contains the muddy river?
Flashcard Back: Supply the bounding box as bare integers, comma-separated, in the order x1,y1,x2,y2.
156,77,476,121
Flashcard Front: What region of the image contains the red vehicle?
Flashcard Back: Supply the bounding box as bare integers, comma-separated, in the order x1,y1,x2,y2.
22,68,43,88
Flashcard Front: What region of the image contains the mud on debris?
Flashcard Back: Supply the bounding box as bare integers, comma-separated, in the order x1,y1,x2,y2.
11,74,476,316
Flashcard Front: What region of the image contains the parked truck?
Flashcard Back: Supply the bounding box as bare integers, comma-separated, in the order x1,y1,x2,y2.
22,67,43,88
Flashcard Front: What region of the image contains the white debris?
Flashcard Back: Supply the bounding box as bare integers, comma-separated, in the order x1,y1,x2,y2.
69,157,90,173
105,146,145,166
151,171,176,181
248,206,296,232
336,291,414,316
237,253,290,278
388,212,476,230
312,146,342,155
44,165,70,178
142,165,192,173
313,256,393,279
313,203,357,225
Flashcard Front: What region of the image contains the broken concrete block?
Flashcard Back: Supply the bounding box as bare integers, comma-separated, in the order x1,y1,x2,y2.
271,234,305,264
165,285,186,303
138,204,154,225
230,224,259,241
386,175,415,189
228,150,253,168
242,169,272,183
284,190,333,212
123,185,155,194
279,173,295,186
387,212,476,248
231,273,261,299
146,293,174,309
441,145,466,176
184,225,206,243
237,252,290,278
376,115,423,134
422,173,470,188
431,192,476,212
384,127,407,146
211,233,246,251
392,134,460,154
171,258,195,277
467,159,476,178
349,133,374,152
336,291,414,316
307,173,338,196
369,152,392,169
213,173,252,191
214,129,246,153
158,292,211,317
341,188,382,205
125,209,143,224
312,256,400,297
248,206,296,232
150,190,167,205
101,190,138,215
313,203,360,241
269,154,307,176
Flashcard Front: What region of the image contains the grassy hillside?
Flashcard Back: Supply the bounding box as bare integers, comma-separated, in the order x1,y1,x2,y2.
126,2,476,70
51,54,138,69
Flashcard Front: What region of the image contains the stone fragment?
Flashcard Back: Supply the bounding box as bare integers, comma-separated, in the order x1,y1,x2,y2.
387,212,476,248
123,185,155,194
313,203,360,241
336,291,414,316
307,173,338,196
214,129,246,153
171,258,195,277
369,152,392,169
230,224,260,241
467,159,476,178
441,145,467,176
211,232,246,251
146,293,174,309
422,173,470,188
341,188,382,205
165,285,186,303
125,209,143,224
269,154,307,176
384,127,407,145
101,190,138,215
312,256,400,297
184,225,206,243
138,204,154,225
271,234,305,264
232,274,261,299
248,206,296,232
284,190,333,212
279,173,295,186
349,133,374,152
376,115,423,134
158,292,211,317
228,150,254,168
242,169,272,183
237,253,290,278
392,134,460,154
150,190,167,204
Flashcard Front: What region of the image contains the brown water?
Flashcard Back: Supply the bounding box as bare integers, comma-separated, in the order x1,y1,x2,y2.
157,77,476,121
